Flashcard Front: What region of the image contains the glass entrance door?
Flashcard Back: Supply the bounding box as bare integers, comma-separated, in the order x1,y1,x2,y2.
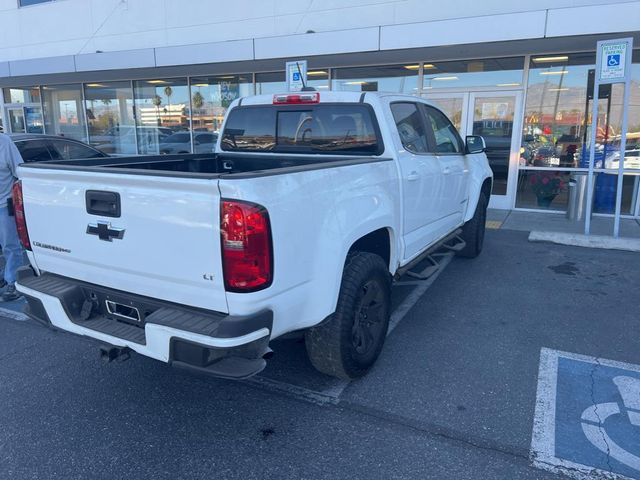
467,92,521,209
6,106,44,134
7,107,26,133
424,91,522,210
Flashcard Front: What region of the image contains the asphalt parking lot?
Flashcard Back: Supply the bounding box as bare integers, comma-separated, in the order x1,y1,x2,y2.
1,228,639,480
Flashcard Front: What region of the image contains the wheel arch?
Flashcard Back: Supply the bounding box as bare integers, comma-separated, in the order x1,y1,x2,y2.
464,175,492,223
347,227,394,273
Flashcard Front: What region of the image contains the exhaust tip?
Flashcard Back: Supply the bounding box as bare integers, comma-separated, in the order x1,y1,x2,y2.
262,348,274,360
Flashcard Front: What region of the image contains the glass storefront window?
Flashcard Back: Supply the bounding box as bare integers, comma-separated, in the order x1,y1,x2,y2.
523,52,599,171
332,65,417,93
516,169,639,215
423,57,524,90
621,174,640,216
42,84,87,142
256,72,285,95
189,75,253,141
515,169,571,211
256,70,329,94
3,87,41,104
519,50,640,213
85,81,135,155
133,78,189,154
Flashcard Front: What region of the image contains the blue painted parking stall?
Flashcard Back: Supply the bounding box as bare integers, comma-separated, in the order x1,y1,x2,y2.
532,348,640,479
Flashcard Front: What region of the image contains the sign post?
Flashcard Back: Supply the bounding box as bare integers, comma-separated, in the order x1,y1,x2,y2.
286,60,308,92
585,38,633,237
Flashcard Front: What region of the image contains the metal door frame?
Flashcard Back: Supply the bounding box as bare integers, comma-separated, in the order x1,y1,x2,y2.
422,92,471,137
5,106,27,133
424,90,524,210
467,91,523,210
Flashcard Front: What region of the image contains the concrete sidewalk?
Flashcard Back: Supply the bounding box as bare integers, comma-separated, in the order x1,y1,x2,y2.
487,209,640,238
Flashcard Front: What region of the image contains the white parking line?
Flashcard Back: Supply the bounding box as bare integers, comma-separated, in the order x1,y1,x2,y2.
532,348,640,480
244,375,341,405
0,305,28,322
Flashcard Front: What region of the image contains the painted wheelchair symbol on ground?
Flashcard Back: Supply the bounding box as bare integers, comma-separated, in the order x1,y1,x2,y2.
532,348,640,479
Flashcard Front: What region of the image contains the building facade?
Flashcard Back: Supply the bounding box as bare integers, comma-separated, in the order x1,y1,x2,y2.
1,0,639,215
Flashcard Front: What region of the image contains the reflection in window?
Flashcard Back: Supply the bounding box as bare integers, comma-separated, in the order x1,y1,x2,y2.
390,103,428,153
423,105,463,154
42,84,87,142
256,72,285,95
522,51,640,172
190,75,253,139
221,104,380,155
426,97,464,131
133,79,189,154
523,53,595,170
84,82,135,155
48,140,106,160
423,57,524,90
3,87,40,104
333,65,418,93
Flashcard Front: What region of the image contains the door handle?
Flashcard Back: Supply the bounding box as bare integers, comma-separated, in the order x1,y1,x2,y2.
443,167,452,175
407,171,419,181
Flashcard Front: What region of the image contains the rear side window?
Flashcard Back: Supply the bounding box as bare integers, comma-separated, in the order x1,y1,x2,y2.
422,106,463,154
49,140,106,160
221,104,382,155
390,103,428,154
14,140,55,162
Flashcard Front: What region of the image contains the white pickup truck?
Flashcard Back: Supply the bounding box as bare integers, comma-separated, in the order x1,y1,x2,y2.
14,91,492,380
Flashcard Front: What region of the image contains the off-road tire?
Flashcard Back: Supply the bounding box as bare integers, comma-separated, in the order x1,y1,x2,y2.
457,193,487,258
305,252,391,380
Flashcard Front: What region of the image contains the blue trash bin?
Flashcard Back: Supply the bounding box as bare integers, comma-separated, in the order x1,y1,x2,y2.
594,173,617,214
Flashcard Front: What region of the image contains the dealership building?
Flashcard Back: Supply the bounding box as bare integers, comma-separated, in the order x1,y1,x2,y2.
0,0,639,216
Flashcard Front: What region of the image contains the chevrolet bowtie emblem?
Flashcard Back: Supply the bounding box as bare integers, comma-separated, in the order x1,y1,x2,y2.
86,221,125,242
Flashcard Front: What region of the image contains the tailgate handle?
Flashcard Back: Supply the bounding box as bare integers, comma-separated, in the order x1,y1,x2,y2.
86,190,121,218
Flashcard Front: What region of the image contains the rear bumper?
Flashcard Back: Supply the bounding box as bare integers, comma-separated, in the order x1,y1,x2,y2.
16,267,272,379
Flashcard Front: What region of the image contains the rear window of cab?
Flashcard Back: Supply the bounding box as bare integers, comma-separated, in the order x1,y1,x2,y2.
221,104,383,155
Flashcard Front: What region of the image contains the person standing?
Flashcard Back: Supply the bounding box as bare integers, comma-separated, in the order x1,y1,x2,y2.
0,133,24,301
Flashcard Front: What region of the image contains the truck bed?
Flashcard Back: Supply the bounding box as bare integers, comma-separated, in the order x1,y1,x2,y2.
23,153,388,179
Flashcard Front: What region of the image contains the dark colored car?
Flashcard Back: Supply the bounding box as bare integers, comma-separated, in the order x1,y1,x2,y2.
159,132,218,154
9,134,109,162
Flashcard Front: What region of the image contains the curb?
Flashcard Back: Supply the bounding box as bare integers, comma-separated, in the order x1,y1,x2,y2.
529,231,640,253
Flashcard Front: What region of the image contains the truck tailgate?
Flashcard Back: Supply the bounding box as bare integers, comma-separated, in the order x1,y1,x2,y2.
19,167,228,313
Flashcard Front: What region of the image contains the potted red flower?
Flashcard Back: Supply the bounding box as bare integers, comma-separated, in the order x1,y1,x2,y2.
530,171,566,208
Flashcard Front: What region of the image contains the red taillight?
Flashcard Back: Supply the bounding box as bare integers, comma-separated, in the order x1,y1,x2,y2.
273,93,319,104
11,181,31,250
221,200,272,292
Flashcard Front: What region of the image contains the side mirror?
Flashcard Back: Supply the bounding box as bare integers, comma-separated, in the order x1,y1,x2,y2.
466,135,486,154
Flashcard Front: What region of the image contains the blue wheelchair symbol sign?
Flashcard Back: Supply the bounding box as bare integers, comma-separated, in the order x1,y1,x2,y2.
292,72,301,81
608,54,621,67
532,348,640,479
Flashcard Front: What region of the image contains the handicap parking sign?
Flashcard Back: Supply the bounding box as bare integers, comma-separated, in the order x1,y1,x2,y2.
293,72,301,81
532,348,640,478
599,41,628,81
608,54,621,67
